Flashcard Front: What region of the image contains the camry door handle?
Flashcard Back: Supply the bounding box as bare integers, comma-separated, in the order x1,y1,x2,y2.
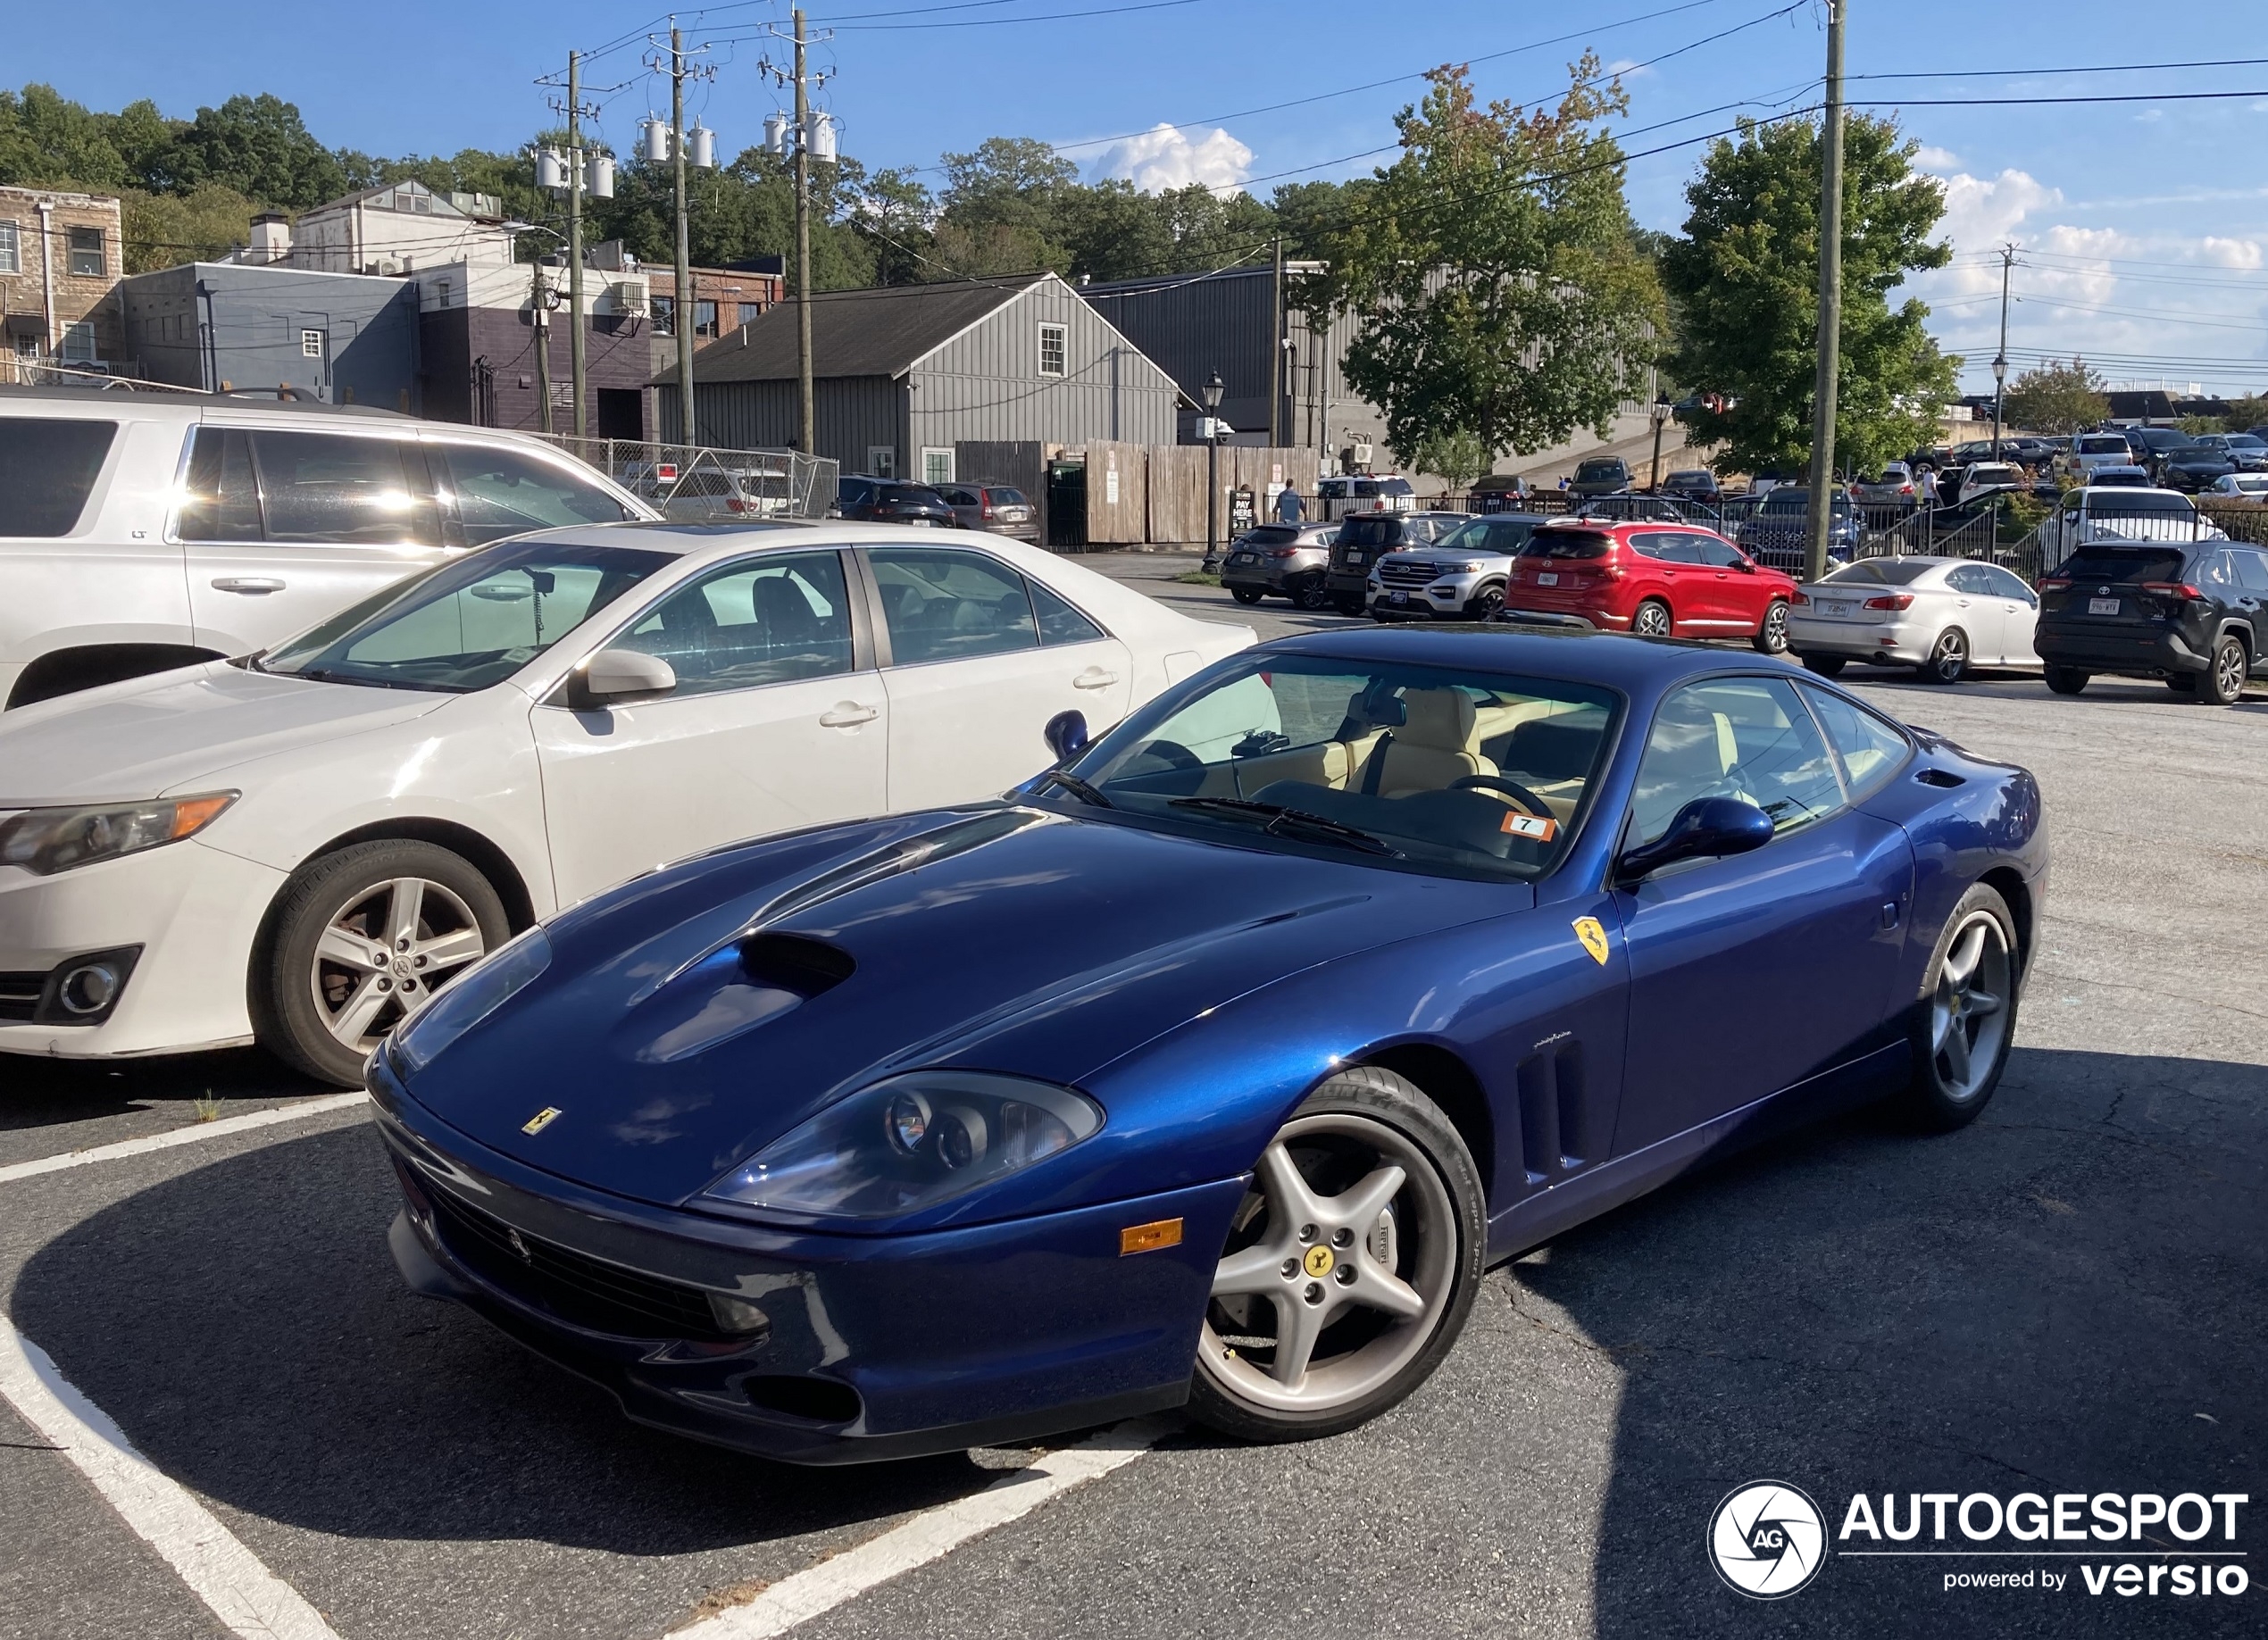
819,703,880,728
211,577,286,594
1072,668,1120,690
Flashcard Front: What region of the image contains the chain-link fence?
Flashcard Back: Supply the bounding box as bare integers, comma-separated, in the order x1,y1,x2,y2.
533,435,838,521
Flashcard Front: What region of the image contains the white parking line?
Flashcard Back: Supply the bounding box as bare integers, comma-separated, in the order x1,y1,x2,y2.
0,1093,367,1186
671,1418,1171,1639
0,1314,345,1640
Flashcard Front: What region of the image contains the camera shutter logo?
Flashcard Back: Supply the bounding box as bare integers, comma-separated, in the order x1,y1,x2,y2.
1708,1481,1826,1598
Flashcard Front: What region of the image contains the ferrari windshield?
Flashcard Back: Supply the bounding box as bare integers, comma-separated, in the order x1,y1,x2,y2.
260,539,672,692
1055,654,1618,880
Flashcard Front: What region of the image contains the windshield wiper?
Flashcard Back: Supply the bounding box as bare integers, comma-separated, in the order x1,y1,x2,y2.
279,668,457,693
1167,796,1399,856
1035,768,1113,808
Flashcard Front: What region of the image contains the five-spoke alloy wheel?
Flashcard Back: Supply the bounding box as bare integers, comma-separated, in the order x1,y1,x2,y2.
1900,883,2019,1129
1189,1066,1484,1442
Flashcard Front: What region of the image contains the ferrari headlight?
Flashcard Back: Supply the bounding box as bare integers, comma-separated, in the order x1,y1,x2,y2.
705,1070,1104,1220
391,927,552,1072
0,792,237,875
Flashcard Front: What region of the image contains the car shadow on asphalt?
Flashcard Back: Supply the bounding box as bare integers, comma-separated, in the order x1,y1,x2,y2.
7,1122,993,1558
0,1049,328,1135
1511,1045,2266,1636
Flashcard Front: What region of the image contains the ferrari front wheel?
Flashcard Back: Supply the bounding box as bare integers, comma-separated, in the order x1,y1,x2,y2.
1188,1065,1484,1444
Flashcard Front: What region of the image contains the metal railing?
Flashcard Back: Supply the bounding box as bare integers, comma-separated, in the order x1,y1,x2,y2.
534,435,838,520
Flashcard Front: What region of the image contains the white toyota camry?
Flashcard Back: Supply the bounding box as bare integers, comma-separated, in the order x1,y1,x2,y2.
0,522,1252,1084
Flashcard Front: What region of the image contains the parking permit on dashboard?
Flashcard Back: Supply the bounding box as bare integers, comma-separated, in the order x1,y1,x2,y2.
1501,812,1558,842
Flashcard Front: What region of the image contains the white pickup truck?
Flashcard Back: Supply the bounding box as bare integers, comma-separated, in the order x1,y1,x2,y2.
0,387,654,707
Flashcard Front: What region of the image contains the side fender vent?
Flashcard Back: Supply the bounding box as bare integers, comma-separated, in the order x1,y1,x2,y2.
1914,767,1966,789
738,933,855,997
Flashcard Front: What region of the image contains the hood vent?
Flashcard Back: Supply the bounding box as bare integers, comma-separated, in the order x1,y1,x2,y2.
738,933,855,996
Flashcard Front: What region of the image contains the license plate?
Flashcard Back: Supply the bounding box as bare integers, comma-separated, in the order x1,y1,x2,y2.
1390,591,1409,604
1537,572,1558,586
1821,599,1853,617
2089,597,2121,615
1345,552,1363,564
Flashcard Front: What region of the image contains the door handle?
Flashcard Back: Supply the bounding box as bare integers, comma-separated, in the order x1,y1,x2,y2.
818,702,880,728
1072,668,1120,690
211,577,286,594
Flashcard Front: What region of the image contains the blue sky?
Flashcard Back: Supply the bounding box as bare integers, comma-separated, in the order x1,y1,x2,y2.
29,0,2268,395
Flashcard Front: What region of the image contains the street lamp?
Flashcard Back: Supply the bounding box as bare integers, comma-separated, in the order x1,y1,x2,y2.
1649,394,1672,495
1991,354,2008,462
1201,370,1226,573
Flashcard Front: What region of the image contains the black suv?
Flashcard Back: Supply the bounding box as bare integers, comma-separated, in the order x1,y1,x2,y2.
835,474,956,527
1323,512,1472,614
2037,538,2268,703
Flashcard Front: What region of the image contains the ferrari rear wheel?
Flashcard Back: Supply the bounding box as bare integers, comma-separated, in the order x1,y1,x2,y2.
1188,1065,1484,1444
1897,883,2018,1131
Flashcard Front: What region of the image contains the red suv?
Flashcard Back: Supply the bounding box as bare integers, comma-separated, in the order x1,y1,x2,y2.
1504,520,1797,652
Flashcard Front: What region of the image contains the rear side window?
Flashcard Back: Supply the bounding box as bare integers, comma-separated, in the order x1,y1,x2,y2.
2235,551,2268,591
1630,531,1690,562
1030,579,1105,645
0,417,116,537
1520,529,1610,560
1801,686,1911,798
434,443,633,547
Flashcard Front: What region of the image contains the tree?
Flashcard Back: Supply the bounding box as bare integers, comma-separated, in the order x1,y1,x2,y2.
2001,359,2109,435
1662,113,1955,478
2224,393,2268,430
121,182,258,272
1295,61,1665,469
0,83,130,189
163,94,342,210
1410,429,1489,494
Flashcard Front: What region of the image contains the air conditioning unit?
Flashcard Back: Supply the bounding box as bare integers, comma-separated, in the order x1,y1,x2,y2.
609,282,648,318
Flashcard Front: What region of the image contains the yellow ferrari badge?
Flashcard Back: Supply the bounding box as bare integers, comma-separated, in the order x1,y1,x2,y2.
1572,917,1610,966
521,1107,563,1136
1303,1244,1337,1278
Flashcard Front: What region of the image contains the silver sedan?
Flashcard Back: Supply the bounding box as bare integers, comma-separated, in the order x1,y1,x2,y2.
1787,556,2040,685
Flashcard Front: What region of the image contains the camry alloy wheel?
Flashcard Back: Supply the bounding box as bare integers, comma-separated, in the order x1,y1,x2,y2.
309,877,488,1053
1199,1110,1457,1414
1928,911,2010,1105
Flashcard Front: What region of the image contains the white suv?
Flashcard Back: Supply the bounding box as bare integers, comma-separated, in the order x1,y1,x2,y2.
0,387,654,708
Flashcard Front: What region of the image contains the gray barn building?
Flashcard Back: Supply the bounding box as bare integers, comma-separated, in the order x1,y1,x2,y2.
657,272,1180,483
119,262,422,409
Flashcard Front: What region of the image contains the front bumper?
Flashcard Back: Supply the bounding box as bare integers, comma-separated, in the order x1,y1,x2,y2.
1369,571,1484,619
0,838,284,1058
375,1061,1245,1464
2035,623,2207,677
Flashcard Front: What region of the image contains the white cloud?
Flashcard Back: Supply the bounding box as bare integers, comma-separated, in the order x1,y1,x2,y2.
1089,123,1254,193
1912,145,1962,171
1934,168,2062,255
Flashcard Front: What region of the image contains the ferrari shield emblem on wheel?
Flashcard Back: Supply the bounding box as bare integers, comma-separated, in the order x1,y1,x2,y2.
1572,917,1610,965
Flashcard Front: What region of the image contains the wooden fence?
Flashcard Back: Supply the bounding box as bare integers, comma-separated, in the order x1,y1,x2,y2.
955,438,1321,549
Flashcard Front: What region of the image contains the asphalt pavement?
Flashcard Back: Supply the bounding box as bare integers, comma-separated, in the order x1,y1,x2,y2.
3,561,2262,1639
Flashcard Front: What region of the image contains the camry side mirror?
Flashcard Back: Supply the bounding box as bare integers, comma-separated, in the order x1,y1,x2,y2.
1617,796,1775,884
567,648,677,710
1043,709,1088,764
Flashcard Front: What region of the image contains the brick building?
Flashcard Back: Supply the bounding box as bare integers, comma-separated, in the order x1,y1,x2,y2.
0,186,124,381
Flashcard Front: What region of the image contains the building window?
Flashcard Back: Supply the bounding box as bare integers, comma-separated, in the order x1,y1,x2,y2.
301,329,325,358
867,445,896,479
695,300,718,337
0,221,19,275
61,321,96,362
652,295,675,336
738,302,763,328
67,226,105,279
921,447,955,486
1038,322,1066,377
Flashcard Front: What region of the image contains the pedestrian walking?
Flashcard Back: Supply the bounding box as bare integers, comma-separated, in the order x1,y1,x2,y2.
1275,484,1304,525
1917,466,1939,507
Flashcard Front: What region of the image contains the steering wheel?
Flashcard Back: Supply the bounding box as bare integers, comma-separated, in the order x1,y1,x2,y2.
1451,774,1553,816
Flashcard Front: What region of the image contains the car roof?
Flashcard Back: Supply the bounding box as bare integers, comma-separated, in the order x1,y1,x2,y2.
1252,624,1784,693
502,519,1049,562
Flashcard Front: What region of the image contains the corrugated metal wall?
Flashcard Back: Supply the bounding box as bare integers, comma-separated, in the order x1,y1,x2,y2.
663,375,901,472
1084,270,1279,439
909,279,1178,458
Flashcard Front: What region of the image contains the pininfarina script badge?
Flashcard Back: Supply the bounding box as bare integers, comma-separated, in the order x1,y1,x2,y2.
1572,917,1610,965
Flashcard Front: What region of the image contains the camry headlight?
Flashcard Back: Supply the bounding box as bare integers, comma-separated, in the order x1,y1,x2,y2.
705,1070,1103,1220
0,792,237,876
391,927,552,1072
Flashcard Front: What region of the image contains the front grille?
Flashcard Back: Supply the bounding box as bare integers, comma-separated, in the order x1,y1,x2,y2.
425,1184,735,1342
0,972,42,1022
1378,559,1440,587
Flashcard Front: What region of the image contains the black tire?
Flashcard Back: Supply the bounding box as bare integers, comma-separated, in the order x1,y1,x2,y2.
2198,634,2247,705
1801,653,1847,678
1921,627,1968,685
1230,587,1264,606
1332,594,1366,617
1463,583,1506,621
253,839,511,1086
1186,1065,1485,1444
1752,598,1791,654
1630,598,1672,639
1896,883,2020,1131
2044,665,2089,695
1291,575,1334,612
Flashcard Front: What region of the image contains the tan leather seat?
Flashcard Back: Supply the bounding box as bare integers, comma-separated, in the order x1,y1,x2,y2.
1357,688,1497,796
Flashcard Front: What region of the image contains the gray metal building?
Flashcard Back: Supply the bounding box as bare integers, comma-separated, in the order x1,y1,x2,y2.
119,262,422,409
656,272,1181,483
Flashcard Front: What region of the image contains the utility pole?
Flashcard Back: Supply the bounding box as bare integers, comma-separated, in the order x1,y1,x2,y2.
566,50,588,440
672,24,696,448
1990,242,2017,462
1269,234,1284,447
1803,0,1846,586
531,260,554,435
793,6,815,458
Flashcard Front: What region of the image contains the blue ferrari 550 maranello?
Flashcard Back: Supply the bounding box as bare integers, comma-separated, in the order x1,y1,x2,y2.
372,626,2047,1463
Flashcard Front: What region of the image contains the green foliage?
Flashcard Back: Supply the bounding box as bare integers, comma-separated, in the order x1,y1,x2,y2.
1295,60,1665,466
2222,393,2268,430
162,94,342,208
1411,429,1490,492
2178,413,2226,436
2002,358,2109,435
1662,113,1956,479
119,184,259,272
